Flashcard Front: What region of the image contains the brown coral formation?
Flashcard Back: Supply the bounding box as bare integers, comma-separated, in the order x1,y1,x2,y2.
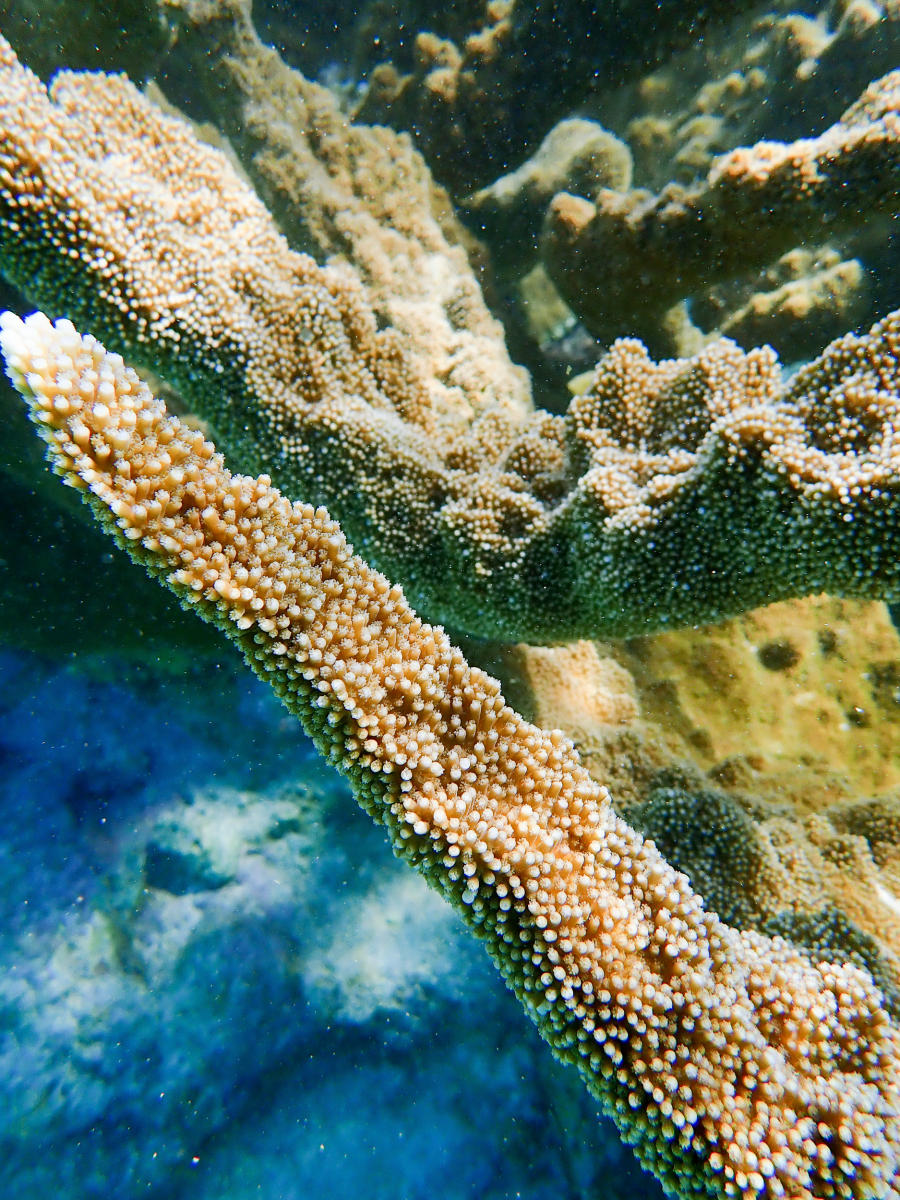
487,598,900,1037
619,597,900,801
606,597,900,1032
352,0,762,194
695,249,871,365
464,118,633,271
3,0,894,377
6,307,900,1200
0,29,524,444
2,7,900,1198
158,0,531,426
471,639,640,746
412,0,898,368
2,33,900,644
601,0,900,194
543,70,900,354
620,778,900,1024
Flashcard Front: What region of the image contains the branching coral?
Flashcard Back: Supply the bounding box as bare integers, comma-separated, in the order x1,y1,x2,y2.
348,0,762,194
4,308,900,1200
4,5,900,1191
1,35,900,642
543,70,900,353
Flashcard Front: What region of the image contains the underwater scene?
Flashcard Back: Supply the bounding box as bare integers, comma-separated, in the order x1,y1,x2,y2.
0,2,899,1197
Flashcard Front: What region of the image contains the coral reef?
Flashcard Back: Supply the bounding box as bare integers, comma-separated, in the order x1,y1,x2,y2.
694,248,871,367
446,0,900,368
603,0,900,193
2,5,900,1198
156,0,528,417
351,0,761,194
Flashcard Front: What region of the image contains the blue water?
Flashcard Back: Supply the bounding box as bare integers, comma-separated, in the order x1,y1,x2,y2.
0,647,657,1198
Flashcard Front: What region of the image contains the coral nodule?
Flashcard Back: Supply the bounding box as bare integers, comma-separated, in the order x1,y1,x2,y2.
3,308,899,1200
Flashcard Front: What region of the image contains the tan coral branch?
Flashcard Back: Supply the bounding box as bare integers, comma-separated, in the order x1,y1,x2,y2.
3,309,898,1200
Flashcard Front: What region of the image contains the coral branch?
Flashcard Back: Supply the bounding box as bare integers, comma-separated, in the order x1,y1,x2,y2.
349,0,762,195
4,308,900,1200
544,70,900,352
1,37,900,643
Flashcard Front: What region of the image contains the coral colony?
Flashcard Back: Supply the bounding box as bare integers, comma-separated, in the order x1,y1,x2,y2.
1,4,900,1197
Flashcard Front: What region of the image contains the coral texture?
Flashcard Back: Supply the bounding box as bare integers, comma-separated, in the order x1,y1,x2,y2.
1,34,899,642
451,0,900,369
464,117,633,274
154,0,533,423
543,70,900,353
4,308,900,1200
